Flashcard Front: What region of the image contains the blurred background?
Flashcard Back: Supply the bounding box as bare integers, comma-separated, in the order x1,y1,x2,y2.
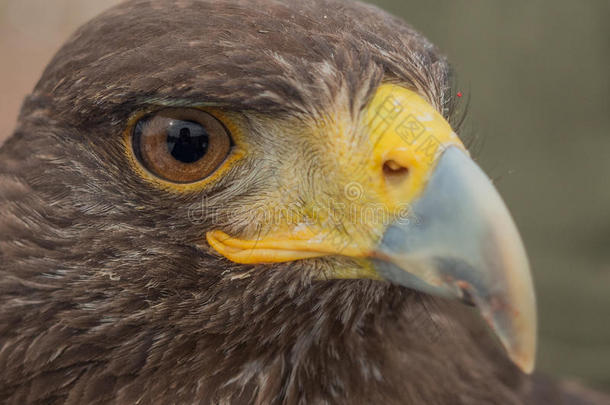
1,0,608,391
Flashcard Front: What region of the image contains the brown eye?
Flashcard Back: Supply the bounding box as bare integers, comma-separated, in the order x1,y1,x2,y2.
133,109,232,183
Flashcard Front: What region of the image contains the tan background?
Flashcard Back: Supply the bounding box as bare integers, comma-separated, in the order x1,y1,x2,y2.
1,0,609,391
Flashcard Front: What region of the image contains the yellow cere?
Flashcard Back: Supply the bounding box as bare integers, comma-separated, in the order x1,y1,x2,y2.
363,83,465,212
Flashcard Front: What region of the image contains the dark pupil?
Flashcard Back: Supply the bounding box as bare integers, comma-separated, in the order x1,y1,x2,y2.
166,120,209,163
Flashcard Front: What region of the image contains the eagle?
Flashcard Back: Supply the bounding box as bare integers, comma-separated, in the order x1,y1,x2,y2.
0,0,607,404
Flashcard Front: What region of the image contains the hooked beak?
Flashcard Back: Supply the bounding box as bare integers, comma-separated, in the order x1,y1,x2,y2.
206,84,537,373
373,146,536,373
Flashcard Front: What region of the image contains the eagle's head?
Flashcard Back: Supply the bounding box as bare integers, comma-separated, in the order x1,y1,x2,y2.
0,0,537,403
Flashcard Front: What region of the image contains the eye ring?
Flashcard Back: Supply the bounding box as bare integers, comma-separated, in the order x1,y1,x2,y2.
132,108,233,184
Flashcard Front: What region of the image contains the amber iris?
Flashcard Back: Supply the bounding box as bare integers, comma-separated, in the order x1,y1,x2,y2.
133,109,231,183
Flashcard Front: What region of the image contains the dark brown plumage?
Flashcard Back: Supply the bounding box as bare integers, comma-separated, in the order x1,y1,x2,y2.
0,0,607,404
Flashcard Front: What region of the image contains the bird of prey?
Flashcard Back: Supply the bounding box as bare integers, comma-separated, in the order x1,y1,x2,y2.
0,0,608,404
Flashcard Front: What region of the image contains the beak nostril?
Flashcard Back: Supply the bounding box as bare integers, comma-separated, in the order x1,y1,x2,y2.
383,160,409,181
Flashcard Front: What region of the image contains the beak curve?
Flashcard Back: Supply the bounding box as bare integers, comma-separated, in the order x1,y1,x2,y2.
373,146,537,373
